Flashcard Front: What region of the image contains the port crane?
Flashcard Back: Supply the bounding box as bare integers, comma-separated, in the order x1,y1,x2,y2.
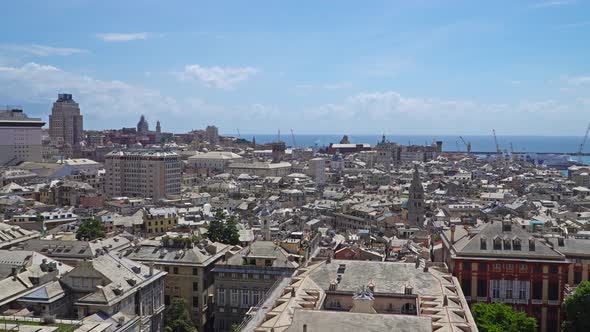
459,136,472,153
290,129,297,148
578,123,590,162
492,129,501,154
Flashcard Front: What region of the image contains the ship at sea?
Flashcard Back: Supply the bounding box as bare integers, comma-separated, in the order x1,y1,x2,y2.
523,153,584,170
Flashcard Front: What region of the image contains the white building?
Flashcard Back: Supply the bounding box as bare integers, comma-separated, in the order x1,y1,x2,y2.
0,109,45,165
187,151,242,172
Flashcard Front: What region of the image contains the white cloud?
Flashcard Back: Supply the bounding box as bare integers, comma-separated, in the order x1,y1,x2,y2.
532,0,576,8
0,62,181,120
95,32,157,42
0,44,87,56
566,76,590,85
180,64,258,89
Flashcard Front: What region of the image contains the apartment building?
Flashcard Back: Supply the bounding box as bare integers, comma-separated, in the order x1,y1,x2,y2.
124,236,235,332
144,207,179,235
105,149,181,200
60,253,166,332
437,220,568,332
212,241,298,331
0,108,45,165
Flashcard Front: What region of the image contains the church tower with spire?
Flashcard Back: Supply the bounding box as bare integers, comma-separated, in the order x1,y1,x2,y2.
407,165,425,228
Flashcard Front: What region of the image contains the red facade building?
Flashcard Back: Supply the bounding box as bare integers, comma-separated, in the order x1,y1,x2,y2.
435,220,567,332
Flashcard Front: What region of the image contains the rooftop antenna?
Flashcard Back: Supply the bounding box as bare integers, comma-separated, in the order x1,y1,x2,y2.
277,129,281,142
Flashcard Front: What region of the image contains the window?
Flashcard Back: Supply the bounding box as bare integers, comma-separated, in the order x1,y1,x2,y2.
241,290,249,307
173,267,179,274
548,282,559,301
506,264,514,271
549,265,558,274
165,295,170,305
231,273,238,279
506,281,513,299
477,279,487,297
193,296,199,307
479,263,487,272
263,274,270,280
493,263,501,271
253,273,259,280
461,279,472,296
217,288,225,306
491,280,500,298
193,282,199,291
513,238,521,250
574,271,582,284
193,268,198,275
463,262,472,271
252,290,260,304
503,239,511,250
532,281,543,300
533,265,542,274
519,264,527,272
519,281,528,300
243,273,248,280
230,289,238,306
493,237,502,250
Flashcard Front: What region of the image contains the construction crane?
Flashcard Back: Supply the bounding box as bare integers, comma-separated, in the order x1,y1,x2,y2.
290,129,297,148
459,136,472,153
578,123,590,162
236,128,241,138
492,129,501,154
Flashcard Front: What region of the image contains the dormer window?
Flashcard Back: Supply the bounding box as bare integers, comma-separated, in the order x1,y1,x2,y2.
503,238,512,250
513,238,521,251
493,237,502,250
529,238,535,251
480,237,487,250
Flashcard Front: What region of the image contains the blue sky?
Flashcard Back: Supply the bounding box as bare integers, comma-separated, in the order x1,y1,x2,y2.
1,0,589,135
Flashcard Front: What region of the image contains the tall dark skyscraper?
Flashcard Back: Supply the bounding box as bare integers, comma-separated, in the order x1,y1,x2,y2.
48,93,83,146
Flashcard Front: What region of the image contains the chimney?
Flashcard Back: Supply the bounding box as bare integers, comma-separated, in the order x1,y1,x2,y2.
329,280,338,291
450,225,456,244
303,324,307,332
149,262,154,276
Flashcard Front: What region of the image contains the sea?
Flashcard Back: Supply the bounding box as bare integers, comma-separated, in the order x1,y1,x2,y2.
237,134,590,165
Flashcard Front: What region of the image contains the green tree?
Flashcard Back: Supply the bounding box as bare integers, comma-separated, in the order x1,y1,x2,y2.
207,211,240,245
563,281,590,331
164,297,197,332
206,211,225,243
472,303,537,332
76,219,105,241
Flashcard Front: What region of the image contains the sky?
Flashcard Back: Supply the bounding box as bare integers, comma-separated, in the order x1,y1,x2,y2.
1,0,590,136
